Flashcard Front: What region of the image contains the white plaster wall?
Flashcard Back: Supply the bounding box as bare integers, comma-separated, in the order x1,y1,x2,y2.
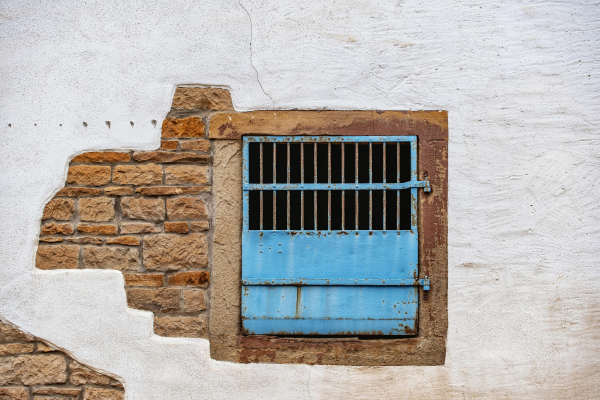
1,0,599,398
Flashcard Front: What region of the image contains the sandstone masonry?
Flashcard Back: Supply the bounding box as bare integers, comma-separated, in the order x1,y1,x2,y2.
0,319,124,399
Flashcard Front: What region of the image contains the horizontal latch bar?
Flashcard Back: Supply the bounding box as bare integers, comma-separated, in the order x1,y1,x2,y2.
243,180,431,191
243,277,430,290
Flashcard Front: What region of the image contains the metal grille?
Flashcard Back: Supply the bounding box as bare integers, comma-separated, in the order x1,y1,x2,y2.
243,136,429,232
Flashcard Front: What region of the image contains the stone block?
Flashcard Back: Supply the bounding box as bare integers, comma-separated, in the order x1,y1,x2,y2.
0,387,28,400
72,152,130,163
120,222,161,234
183,290,207,312
113,164,162,185
180,139,210,152
190,221,209,231
69,361,110,386
77,224,118,236
104,186,133,196
0,354,67,385
126,288,180,312
40,223,74,236
56,187,103,197
166,197,207,220
42,198,75,221
33,387,82,396
160,140,178,150
66,166,111,186
106,236,140,246
66,237,103,245
78,197,115,222
83,387,124,400
165,165,208,185
0,343,35,356
123,273,164,287
83,247,139,271
167,271,209,287
0,321,34,343
132,151,209,164
154,315,206,338
171,87,233,111
164,222,189,233
143,233,207,271
135,186,209,196
36,245,79,270
121,197,165,221
161,117,204,138
39,237,63,243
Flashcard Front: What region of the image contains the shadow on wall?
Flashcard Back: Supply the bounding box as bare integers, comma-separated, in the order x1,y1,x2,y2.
0,319,125,399
34,87,231,340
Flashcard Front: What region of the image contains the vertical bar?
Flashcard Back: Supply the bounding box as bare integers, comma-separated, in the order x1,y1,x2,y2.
411,139,418,232
341,144,345,230
355,143,358,230
260,142,263,230
287,143,290,230
369,143,372,230
328,143,331,231
301,144,304,230
314,143,317,230
328,190,331,230
242,137,250,232
397,142,400,230
273,143,277,230
383,143,386,230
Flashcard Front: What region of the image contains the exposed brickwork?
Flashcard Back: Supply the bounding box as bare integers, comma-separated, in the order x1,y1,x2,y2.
36,113,211,338
0,319,124,399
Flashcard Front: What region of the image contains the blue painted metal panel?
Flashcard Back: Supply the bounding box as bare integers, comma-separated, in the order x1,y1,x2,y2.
243,231,417,281
241,135,426,336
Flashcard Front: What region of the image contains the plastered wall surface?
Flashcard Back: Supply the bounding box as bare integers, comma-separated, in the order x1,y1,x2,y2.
0,0,599,398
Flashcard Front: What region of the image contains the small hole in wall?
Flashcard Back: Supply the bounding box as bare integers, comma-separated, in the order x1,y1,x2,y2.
60,124,62,127
130,121,134,128
8,124,11,127
105,121,111,129
151,120,157,128
83,122,87,128
34,124,37,127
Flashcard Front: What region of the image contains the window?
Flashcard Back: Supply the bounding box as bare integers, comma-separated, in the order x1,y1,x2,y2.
242,136,431,336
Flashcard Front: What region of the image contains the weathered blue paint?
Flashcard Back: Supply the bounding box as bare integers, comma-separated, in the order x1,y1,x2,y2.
241,136,430,335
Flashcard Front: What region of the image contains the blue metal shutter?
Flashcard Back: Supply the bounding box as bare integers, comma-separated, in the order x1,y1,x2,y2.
242,136,430,335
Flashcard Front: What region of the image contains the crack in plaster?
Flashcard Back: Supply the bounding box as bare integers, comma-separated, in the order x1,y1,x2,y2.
239,1,275,105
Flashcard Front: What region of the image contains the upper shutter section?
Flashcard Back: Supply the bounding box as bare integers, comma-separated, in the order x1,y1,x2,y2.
241,136,428,336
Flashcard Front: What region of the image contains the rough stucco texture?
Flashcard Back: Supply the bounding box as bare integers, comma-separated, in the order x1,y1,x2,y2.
0,0,599,399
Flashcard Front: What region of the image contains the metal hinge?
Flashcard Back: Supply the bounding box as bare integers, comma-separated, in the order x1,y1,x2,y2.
412,178,431,193
418,276,431,291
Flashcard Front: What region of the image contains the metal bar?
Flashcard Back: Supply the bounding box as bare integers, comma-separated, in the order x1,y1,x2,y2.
314,143,317,230
273,143,277,230
260,191,263,230
301,190,304,231
301,144,304,230
397,143,400,230
245,135,416,143
301,143,304,184
260,142,263,230
341,144,345,230
287,143,290,230
243,182,430,191
383,143,386,230
355,190,358,230
328,190,331,230
355,142,358,230
243,278,430,288
369,143,372,230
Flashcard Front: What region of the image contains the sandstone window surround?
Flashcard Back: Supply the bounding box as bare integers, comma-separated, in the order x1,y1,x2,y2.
210,107,448,365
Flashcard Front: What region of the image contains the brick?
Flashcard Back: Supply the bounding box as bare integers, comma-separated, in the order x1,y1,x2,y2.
104,186,133,196
120,222,161,234
0,354,67,385
78,197,115,222
69,361,110,386
77,224,118,236
66,165,111,186
42,198,74,221
161,117,205,138
160,140,178,150
36,245,79,270
121,197,165,221
0,387,28,400
168,271,209,287
135,186,210,196
0,321,34,343
167,197,207,220
154,315,206,338
72,152,130,163
66,237,103,245
56,187,103,197
180,139,210,152
40,223,74,236
165,165,208,185
39,237,63,243
36,343,55,352
0,343,34,356
132,151,209,164
164,222,188,233
124,273,163,287
83,387,124,400
33,387,82,396
113,164,162,185
143,233,207,271
126,288,180,312
83,247,139,271
190,221,209,232
106,236,140,246
183,289,207,312
171,87,233,110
